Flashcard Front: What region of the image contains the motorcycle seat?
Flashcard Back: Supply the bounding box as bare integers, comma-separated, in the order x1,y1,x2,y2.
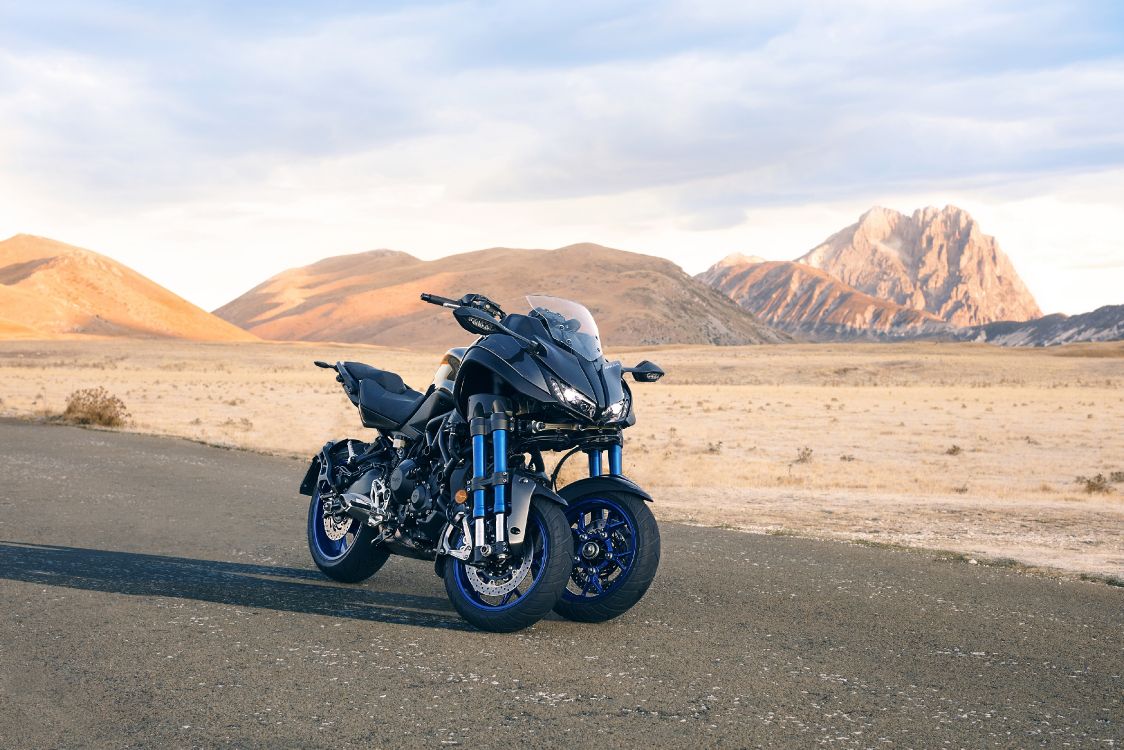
342,361,425,429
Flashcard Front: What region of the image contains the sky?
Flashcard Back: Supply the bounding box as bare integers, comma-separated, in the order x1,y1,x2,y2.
1,0,1122,314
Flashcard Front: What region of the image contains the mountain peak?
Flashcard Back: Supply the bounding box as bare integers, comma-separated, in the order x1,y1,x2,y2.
695,253,766,287
797,206,1040,326
717,252,766,268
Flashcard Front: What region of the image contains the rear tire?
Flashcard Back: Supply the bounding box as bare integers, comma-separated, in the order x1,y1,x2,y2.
444,499,572,632
307,490,390,583
553,491,659,623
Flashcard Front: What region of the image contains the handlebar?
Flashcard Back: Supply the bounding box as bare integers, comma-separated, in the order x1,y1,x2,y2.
420,293,460,308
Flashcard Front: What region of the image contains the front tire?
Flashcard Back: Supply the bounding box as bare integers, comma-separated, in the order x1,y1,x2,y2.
307,489,390,583
444,499,573,632
553,491,659,623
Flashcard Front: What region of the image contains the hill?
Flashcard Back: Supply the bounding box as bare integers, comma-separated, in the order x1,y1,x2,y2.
215,243,788,348
0,234,257,341
957,305,1124,346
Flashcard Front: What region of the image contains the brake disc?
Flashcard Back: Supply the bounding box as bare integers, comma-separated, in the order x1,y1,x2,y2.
322,512,352,541
465,551,534,596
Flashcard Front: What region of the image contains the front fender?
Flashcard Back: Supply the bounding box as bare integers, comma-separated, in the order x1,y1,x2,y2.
558,475,653,503
506,470,566,551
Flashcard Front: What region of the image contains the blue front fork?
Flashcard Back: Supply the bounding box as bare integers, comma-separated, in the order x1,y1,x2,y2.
472,433,487,519
469,401,511,555
586,443,623,477
492,425,507,544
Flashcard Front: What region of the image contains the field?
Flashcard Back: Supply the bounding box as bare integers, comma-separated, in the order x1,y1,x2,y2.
1,338,1121,579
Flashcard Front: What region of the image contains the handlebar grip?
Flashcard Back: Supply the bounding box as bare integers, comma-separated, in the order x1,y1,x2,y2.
420,293,458,307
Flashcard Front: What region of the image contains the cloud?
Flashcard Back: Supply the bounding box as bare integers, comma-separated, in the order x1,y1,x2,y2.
0,0,1121,312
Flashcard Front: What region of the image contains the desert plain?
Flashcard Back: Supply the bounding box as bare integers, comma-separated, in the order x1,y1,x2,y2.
0,338,1120,580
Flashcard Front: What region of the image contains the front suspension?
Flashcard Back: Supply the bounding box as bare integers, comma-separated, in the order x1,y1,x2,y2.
467,396,513,562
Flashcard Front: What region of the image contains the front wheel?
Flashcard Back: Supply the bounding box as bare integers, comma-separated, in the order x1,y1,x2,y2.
444,498,573,632
553,491,660,623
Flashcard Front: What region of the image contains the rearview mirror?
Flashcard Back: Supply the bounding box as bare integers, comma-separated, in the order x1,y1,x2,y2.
625,360,664,382
454,306,501,335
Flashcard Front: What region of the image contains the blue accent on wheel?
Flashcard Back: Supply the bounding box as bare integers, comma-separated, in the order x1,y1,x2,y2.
561,496,638,602
452,513,549,611
308,490,358,562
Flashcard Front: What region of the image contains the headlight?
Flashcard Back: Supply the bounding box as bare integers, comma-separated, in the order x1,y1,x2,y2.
547,377,596,417
605,394,631,421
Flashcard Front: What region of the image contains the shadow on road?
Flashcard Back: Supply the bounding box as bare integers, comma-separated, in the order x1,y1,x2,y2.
0,541,471,631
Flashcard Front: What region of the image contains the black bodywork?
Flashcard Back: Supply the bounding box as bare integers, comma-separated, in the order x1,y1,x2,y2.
300,292,662,571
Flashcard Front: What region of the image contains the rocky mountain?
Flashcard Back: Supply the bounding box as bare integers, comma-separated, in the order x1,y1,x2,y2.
796,206,1041,326
696,253,766,284
0,234,257,341
215,243,788,349
700,259,949,339
956,305,1124,347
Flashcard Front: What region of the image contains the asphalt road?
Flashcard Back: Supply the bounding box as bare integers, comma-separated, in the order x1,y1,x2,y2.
0,420,1119,749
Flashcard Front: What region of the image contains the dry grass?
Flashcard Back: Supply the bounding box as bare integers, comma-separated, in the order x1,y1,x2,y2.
57,386,130,427
0,337,1121,577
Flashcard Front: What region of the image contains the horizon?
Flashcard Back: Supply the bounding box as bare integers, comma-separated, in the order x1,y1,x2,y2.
8,198,1122,319
2,2,1123,314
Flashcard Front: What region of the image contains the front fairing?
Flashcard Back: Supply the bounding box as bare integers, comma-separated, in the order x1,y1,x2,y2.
456,313,628,422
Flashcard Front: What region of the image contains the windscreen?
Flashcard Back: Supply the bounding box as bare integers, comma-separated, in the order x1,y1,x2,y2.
526,295,603,361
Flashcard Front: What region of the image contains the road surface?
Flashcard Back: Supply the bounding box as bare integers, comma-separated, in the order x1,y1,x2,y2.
0,420,1119,748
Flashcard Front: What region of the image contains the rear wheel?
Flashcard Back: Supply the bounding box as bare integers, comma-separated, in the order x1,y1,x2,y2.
444,498,572,632
307,489,390,583
553,491,659,623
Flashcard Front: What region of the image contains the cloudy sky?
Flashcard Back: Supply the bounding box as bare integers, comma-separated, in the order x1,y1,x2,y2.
1,0,1122,314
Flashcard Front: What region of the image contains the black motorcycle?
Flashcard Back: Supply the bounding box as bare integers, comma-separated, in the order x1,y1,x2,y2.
299,292,664,632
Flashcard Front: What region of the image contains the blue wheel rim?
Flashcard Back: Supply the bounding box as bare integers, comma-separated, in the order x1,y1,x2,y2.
453,513,549,611
309,491,358,562
561,497,637,602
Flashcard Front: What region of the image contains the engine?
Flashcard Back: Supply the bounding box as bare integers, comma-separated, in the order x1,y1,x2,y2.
320,438,447,558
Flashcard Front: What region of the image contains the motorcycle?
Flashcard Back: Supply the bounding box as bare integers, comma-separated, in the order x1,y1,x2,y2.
299,292,665,632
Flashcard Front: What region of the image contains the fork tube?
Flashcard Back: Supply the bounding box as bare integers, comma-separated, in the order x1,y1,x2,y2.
492,424,507,543
587,449,602,477
471,430,487,521
608,443,623,476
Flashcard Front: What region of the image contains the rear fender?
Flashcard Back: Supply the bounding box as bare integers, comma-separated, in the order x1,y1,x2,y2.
558,475,653,503
298,457,321,496
298,440,341,496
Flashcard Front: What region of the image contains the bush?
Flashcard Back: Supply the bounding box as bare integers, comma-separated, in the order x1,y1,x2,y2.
945,444,962,456
1075,474,1113,494
794,446,813,464
60,387,130,427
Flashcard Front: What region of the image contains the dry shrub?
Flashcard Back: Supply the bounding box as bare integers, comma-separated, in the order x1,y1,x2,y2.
1075,474,1113,494
945,444,963,456
793,446,813,464
61,387,130,427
